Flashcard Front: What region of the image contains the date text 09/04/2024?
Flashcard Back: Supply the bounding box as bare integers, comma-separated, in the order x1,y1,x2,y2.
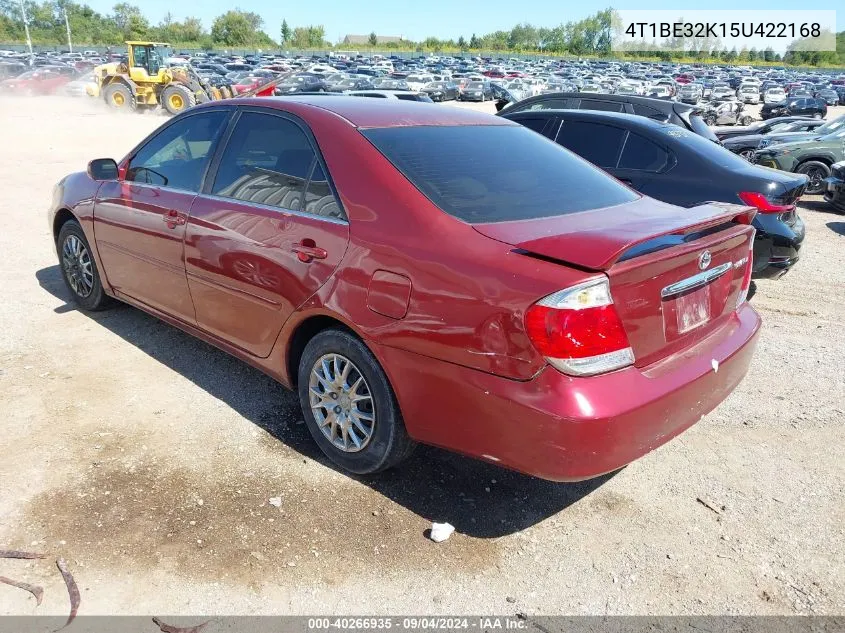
623,22,821,39
308,618,528,630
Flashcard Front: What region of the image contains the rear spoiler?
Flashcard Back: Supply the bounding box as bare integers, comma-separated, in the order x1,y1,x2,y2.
474,199,756,271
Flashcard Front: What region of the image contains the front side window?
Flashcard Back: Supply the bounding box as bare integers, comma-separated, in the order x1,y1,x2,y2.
126,110,229,192
211,112,316,212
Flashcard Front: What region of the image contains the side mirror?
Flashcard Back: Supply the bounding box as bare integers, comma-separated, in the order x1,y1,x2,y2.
87,158,118,180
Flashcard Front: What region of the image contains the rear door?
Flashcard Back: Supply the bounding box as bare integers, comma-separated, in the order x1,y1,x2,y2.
185,108,349,357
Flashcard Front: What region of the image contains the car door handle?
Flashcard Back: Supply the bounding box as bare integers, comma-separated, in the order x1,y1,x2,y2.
292,239,327,263
163,209,186,227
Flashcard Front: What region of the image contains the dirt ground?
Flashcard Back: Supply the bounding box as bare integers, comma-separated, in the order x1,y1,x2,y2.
0,96,843,617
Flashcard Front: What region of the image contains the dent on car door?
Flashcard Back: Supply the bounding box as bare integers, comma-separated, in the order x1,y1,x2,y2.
94,109,231,323
185,109,350,357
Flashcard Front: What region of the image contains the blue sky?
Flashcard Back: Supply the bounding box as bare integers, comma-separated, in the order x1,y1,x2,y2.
82,0,842,43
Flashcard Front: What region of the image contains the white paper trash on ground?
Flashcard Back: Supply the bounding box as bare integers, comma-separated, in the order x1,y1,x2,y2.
430,522,455,543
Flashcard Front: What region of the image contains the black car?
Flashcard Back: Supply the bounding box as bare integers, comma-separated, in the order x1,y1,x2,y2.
421,81,460,101
723,119,826,160
501,109,807,279
823,161,845,212
497,92,719,143
815,89,840,106
459,80,494,101
713,116,817,141
761,97,827,120
273,73,329,95
326,76,374,92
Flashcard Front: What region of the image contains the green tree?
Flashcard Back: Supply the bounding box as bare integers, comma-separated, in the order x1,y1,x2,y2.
368,31,377,46
111,3,147,39
457,35,466,50
210,9,264,46
280,18,290,45
290,24,325,48
468,33,480,48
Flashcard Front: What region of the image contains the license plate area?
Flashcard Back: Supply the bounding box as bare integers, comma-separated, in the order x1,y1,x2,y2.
675,285,711,334
661,266,733,343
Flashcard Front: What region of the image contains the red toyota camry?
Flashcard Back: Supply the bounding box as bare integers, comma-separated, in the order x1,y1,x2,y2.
48,97,761,481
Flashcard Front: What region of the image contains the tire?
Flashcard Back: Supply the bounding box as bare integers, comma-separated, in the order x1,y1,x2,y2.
813,112,823,119
298,328,416,474
103,83,135,111
740,116,753,126
161,84,196,115
57,220,113,311
705,115,716,126
739,149,755,161
796,160,830,195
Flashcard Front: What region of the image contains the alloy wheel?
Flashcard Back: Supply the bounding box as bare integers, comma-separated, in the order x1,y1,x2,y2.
805,167,825,192
309,353,375,453
61,234,94,297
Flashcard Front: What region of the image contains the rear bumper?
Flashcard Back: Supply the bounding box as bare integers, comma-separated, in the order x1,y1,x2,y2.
374,304,761,482
751,212,804,279
824,176,845,211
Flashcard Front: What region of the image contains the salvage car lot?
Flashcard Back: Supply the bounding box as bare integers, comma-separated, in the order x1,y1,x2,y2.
0,96,844,615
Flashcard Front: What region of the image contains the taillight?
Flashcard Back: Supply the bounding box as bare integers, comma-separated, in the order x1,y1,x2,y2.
525,278,634,377
736,239,755,307
738,191,794,214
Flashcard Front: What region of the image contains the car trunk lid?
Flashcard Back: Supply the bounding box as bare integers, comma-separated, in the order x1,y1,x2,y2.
474,197,756,368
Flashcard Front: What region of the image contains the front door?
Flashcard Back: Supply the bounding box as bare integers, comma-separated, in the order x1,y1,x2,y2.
184,109,349,357
94,109,232,323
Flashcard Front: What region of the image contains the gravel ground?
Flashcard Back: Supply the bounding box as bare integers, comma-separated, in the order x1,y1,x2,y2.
0,96,843,617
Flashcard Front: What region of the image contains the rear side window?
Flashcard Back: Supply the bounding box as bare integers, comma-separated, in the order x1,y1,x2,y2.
303,163,344,220
211,112,316,212
555,121,626,168
361,125,637,223
618,132,669,172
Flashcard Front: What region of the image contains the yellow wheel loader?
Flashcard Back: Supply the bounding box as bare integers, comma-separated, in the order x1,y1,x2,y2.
91,41,229,115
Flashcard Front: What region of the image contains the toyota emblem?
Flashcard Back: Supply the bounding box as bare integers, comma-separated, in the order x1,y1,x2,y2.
698,250,712,270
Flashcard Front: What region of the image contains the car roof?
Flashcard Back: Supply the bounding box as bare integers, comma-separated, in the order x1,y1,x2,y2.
210,95,513,129
504,108,673,131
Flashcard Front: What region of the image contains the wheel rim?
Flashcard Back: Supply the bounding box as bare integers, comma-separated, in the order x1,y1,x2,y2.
739,150,754,161
804,167,825,190
169,93,183,109
112,91,124,106
309,353,375,453
61,234,94,297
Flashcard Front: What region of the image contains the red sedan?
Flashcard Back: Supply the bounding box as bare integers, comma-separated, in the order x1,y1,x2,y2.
48,97,761,481
0,68,71,95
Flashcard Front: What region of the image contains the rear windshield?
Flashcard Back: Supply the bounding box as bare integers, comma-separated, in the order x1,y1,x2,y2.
361,125,638,223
